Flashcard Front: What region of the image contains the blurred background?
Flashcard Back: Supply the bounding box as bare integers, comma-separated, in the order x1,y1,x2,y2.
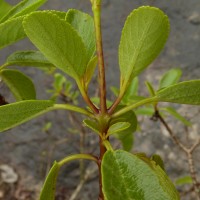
0,0,200,199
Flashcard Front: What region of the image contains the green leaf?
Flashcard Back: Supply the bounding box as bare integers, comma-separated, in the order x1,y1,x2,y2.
111,108,137,151
48,10,67,20
159,68,182,89
2,51,54,70
23,11,88,80
175,176,193,186
156,80,200,105
118,133,134,152
119,6,169,90
91,97,113,108
145,81,156,96
0,69,36,101
84,56,98,90
102,150,180,200
0,16,25,50
0,0,47,23
125,77,139,97
122,77,139,104
53,73,66,92
161,107,192,126
0,100,54,132
40,153,97,200
83,119,100,135
151,154,165,171
135,107,154,116
42,122,52,132
110,86,119,97
39,161,60,200
66,9,96,61
0,0,12,20
107,122,130,136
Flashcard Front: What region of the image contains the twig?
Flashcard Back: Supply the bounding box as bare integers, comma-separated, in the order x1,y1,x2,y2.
190,139,200,153
154,110,200,199
154,110,188,152
187,151,200,200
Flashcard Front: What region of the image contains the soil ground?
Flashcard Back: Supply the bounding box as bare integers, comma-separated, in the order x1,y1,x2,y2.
0,0,200,199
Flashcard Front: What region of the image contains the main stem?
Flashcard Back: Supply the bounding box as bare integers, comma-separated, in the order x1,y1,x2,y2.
92,0,107,114
92,1,108,199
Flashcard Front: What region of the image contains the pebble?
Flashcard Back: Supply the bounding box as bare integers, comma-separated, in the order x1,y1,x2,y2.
188,12,200,25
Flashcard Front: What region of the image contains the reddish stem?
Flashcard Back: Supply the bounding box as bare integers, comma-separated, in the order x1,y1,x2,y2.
98,136,106,200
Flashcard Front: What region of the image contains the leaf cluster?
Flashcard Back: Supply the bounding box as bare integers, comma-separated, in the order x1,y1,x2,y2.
0,1,199,200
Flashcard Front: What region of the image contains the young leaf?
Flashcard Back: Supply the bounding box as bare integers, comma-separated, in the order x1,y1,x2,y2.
111,108,137,151
23,11,88,80
161,107,192,126
175,176,193,186
39,161,60,200
0,0,12,20
66,9,96,61
107,122,130,136
0,0,47,23
145,81,156,96
0,100,54,132
111,85,144,106
117,133,134,152
151,154,165,171
156,80,200,105
102,150,180,200
119,6,169,90
0,16,25,50
159,68,182,89
42,122,52,132
91,97,113,108
2,51,54,70
53,73,66,92
0,69,36,101
83,119,100,135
